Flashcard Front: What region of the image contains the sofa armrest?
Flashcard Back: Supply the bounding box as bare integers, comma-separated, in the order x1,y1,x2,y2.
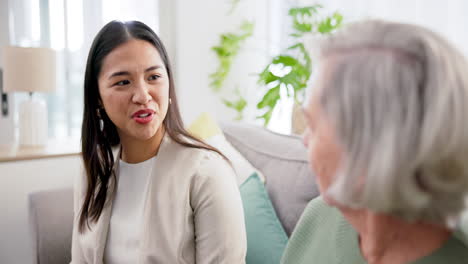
29,188,73,264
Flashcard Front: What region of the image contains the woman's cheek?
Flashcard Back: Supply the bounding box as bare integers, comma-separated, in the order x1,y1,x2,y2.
311,127,342,194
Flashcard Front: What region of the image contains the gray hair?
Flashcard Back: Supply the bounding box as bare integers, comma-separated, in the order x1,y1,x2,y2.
315,20,468,224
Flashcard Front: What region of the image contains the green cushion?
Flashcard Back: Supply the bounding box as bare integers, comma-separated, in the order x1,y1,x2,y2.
240,173,288,264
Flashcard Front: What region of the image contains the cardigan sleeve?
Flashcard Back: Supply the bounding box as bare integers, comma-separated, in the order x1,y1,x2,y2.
190,152,247,264
70,167,86,263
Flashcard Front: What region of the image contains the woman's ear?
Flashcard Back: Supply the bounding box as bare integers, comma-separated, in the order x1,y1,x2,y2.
96,100,105,118
97,99,105,111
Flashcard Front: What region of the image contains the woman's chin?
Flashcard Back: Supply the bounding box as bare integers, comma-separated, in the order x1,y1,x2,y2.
130,128,159,142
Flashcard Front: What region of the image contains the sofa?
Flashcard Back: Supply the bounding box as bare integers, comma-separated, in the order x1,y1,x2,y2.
28,122,319,263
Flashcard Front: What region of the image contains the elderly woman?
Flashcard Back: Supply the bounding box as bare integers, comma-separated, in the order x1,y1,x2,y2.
282,20,468,264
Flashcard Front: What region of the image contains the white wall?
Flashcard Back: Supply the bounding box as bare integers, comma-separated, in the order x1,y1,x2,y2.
167,0,271,125
298,0,468,57
0,156,80,264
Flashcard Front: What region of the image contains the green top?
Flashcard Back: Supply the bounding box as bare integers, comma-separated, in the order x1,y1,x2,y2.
281,197,468,264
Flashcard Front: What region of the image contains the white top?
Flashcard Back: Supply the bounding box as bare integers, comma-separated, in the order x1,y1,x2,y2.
104,156,156,264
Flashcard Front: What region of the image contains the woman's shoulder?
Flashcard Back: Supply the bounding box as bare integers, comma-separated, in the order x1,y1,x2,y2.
280,197,346,264
183,144,236,192
194,150,233,181
169,135,231,173
165,135,235,178
294,196,342,236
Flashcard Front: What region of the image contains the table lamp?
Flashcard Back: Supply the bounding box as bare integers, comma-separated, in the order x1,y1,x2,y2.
2,46,57,146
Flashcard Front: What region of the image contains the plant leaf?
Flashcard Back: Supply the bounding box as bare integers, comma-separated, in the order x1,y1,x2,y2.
223,95,247,120
257,107,275,126
209,20,254,91
258,68,279,84
257,85,280,109
317,12,343,34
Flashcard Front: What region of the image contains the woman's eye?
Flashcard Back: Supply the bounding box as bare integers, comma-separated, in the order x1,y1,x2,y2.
148,74,160,81
115,80,130,86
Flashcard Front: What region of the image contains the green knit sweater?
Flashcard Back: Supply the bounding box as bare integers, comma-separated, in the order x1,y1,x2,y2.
281,197,468,264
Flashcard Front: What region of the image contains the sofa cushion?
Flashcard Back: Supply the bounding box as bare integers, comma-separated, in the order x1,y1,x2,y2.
187,112,265,185
221,122,319,236
241,172,288,264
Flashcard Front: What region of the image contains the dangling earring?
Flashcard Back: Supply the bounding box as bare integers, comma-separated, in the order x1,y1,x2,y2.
169,98,172,105
97,108,104,131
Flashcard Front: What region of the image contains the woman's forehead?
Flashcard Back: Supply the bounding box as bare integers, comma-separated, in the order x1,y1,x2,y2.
100,39,164,74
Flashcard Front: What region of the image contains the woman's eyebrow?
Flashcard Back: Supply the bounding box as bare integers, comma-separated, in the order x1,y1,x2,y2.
108,71,130,80
145,65,162,72
108,65,163,80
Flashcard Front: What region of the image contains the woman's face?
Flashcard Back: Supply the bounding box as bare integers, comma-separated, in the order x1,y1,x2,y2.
97,39,170,143
302,63,344,198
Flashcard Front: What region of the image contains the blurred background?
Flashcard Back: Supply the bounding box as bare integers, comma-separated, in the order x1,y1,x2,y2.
2,0,467,139
1,0,468,263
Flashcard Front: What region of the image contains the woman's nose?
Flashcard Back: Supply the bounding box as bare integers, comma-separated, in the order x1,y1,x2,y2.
132,82,152,104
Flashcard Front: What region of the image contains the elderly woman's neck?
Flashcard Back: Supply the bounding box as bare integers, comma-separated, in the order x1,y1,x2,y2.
341,208,451,264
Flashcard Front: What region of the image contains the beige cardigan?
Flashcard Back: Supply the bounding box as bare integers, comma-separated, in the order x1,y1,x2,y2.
70,134,247,263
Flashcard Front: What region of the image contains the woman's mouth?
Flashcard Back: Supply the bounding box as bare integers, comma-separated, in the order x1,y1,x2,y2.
132,109,155,124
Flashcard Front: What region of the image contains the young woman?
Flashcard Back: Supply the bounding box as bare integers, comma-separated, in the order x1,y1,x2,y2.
70,20,246,264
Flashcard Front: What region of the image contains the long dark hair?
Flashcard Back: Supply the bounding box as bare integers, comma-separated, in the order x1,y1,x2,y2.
80,20,226,233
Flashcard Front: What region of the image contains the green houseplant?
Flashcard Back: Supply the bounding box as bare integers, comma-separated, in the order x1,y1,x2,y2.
209,4,342,127
209,20,254,120
257,5,343,127
210,21,254,92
